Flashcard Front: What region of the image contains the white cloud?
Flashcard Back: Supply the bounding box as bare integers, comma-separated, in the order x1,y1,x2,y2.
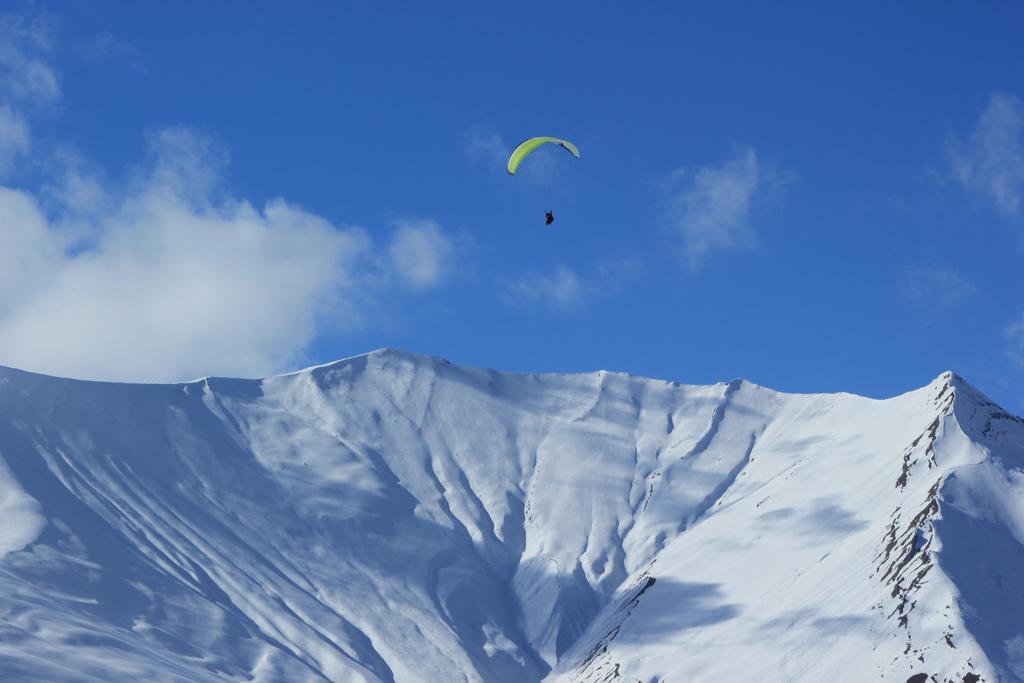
137,126,231,203
41,150,109,218
0,127,457,382
950,92,1024,218
0,9,462,382
0,131,366,382
387,219,455,290
899,265,976,311
0,105,29,174
0,10,59,105
463,125,508,167
506,266,584,312
0,9,58,179
665,147,765,268
0,185,65,309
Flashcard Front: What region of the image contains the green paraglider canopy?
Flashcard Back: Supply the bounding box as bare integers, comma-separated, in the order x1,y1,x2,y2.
507,136,580,175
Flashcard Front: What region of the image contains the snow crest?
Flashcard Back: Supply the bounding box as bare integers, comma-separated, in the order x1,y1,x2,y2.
0,354,1019,682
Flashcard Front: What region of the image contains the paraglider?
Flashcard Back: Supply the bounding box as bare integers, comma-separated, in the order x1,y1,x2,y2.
506,136,580,175
507,136,580,225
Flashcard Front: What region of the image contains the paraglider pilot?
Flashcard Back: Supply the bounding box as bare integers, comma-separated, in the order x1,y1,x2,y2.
545,211,554,225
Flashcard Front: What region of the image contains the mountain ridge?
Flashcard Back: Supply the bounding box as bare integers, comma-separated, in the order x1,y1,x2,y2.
0,347,981,407
0,350,1021,682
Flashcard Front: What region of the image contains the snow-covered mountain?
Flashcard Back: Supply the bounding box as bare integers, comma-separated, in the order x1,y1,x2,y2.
0,349,1021,683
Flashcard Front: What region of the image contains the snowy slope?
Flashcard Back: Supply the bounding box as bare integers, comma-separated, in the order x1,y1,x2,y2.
0,349,1021,682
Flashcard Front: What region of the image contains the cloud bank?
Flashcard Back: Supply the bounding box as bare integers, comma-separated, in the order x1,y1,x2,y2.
0,14,455,382
0,127,458,382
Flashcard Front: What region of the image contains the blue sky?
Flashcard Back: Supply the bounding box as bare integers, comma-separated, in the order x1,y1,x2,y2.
1,2,1023,410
